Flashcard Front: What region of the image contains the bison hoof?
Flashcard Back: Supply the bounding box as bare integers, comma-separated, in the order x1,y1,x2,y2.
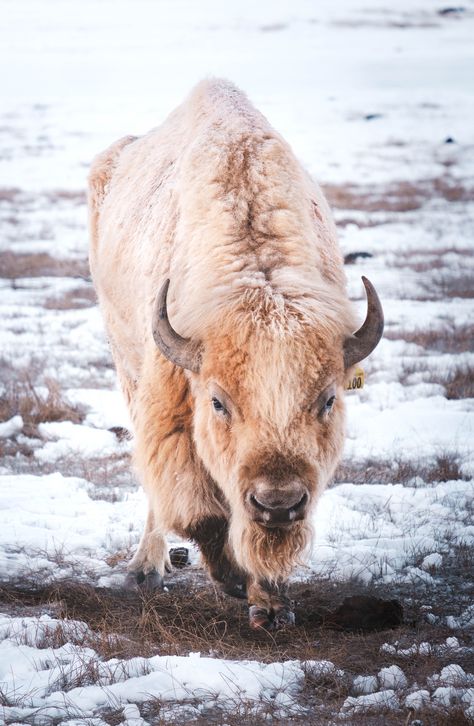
125,569,164,592
249,605,295,631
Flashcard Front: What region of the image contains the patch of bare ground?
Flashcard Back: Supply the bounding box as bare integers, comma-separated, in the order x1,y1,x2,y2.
0,250,89,279
385,324,474,354
0,561,472,725
402,360,474,399
334,451,469,486
390,246,473,274
45,189,86,206
43,284,96,309
389,246,474,301
324,177,474,213
0,187,22,203
0,574,467,663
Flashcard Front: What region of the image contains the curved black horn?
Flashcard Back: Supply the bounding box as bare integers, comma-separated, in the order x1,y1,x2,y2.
152,279,202,373
343,276,384,369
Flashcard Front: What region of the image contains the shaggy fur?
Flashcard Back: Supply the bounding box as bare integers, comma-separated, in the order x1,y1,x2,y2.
88,79,358,616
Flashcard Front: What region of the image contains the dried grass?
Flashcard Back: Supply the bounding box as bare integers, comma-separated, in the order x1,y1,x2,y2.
324,178,474,214
0,251,89,279
385,324,474,354
402,360,474,400
0,373,84,449
43,285,96,310
334,451,469,486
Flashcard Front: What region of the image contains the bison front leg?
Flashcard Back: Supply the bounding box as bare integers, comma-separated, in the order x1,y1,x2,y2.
186,517,247,599
126,509,171,591
247,578,295,631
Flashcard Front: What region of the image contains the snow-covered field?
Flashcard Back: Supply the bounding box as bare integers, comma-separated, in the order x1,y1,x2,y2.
1,0,473,723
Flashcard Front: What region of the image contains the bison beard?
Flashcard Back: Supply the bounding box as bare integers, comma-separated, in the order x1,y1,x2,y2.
88,78,384,631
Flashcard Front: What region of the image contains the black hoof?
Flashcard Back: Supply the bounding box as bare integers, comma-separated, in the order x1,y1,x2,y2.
249,605,295,631
124,570,164,592
169,547,190,568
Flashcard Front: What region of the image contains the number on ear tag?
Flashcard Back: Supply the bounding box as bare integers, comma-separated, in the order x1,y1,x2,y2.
346,366,365,391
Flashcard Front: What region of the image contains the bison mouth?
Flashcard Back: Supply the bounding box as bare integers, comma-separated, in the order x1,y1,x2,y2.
247,491,308,529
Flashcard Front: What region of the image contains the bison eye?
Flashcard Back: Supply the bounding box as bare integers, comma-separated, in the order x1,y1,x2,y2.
212,396,227,415
323,395,336,413
315,389,337,418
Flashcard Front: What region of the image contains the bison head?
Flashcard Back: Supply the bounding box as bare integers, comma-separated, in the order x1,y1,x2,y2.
152,278,383,580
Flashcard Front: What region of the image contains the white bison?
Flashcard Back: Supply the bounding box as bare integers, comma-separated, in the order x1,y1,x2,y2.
88,79,383,629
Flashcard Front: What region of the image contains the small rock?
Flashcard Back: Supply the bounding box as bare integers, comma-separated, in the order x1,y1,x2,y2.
364,113,383,121
444,136,456,143
344,251,373,265
438,7,465,16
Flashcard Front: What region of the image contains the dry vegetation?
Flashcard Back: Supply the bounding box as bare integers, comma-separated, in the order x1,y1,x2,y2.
0,373,84,439
334,451,469,486
324,177,474,214
401,359,474,400
0,250,89,279
384,324,474,354
0,566,472,725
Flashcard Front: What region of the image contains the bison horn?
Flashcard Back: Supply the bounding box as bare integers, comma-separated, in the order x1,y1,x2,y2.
152,279,202,373
343,276,384,369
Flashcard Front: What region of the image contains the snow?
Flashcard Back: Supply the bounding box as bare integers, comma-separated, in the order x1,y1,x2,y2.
341,689,399,716
1,0,473,722
421,553,443,571
0,415,23,438
447,606,474,630
35,421,131,463
352,675,378,695
405,689,430,709
0,614,307,722
378,665,408,690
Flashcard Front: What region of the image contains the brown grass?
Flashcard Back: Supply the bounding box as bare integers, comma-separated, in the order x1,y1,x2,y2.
334,452,469,486
0,566,472,724
385,324,474,354
0,576,453,664
0,251,89,279
324,178,474,214
0,374,84,440
402,360,474,400
43,285,97,309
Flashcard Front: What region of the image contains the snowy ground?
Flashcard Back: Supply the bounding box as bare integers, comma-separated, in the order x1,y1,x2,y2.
1,0,473,724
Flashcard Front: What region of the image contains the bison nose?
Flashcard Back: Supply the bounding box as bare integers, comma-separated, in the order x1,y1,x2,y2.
246,483,309,528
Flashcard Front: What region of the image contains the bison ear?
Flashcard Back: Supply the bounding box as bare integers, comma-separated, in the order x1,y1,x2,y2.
152,279,202,373
343,276,384,370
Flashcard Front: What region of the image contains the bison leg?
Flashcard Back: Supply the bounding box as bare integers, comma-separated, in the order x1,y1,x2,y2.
186,516,247,599
247,579,295,631
126,509,171,592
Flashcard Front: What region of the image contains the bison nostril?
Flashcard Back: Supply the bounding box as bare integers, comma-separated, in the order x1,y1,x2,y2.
249,494,268,512
248,491,309,521
293,492,308,511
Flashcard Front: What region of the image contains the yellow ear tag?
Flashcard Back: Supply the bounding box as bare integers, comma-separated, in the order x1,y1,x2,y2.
346,366,365,392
